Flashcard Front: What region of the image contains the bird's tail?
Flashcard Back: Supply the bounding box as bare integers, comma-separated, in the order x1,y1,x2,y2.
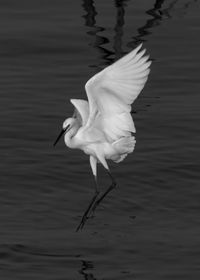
112,136,136,163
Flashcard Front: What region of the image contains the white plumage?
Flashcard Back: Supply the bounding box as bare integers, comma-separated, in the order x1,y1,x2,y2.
54,44,151,230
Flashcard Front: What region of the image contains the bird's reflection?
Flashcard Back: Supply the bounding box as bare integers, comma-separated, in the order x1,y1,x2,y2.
82,0,169,66
82,0,114,68
82,0,197,67
113,0,129,59
79,260,96,280
128,0,177,46
129,0,198,46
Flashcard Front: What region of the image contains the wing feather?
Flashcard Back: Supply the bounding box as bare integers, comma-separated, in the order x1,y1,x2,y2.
84,44,151,141
70,99,89,126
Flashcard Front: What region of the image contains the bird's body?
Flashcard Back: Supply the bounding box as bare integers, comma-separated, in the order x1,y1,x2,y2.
54,44,151,230
65,118,135,163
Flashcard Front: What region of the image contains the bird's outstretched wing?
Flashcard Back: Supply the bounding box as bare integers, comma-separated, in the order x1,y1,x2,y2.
70,99,89,126
84,44,151,141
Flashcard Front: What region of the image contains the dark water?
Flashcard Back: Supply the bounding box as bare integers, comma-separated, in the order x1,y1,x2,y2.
1,0,200,279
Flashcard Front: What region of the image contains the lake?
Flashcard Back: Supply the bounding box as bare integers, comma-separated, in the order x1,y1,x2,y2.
0,0,200,279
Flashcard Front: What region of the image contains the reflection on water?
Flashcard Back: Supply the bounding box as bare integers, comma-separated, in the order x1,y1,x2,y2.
82,0,114,67
113,0,129,58
82,0,130,65
130,0,173,45
132,0,199,44
82,0,171,65
79,260,96,280
83,0,198,65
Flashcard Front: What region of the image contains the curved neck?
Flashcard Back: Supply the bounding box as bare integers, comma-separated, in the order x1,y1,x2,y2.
64,126,78,148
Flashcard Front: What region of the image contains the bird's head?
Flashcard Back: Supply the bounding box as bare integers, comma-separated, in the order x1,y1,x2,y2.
62,117,76,131
53,117,76,146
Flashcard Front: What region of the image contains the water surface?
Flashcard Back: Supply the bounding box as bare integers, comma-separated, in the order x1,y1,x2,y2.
0,0,200,279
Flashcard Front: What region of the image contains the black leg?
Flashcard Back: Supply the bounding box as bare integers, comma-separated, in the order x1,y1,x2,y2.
76,176,99,231
91,170,117,214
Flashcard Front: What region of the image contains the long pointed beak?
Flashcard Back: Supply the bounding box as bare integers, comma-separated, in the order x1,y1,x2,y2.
53,125,69,146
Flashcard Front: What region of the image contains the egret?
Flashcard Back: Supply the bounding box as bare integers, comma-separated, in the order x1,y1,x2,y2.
54,44,151,231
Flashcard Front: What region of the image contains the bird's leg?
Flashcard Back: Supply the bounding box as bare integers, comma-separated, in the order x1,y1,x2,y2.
76,156,99,231
91,170,117,214
76,185,99,232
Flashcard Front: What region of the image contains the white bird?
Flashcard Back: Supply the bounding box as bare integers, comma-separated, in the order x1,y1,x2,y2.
54,44,151,230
